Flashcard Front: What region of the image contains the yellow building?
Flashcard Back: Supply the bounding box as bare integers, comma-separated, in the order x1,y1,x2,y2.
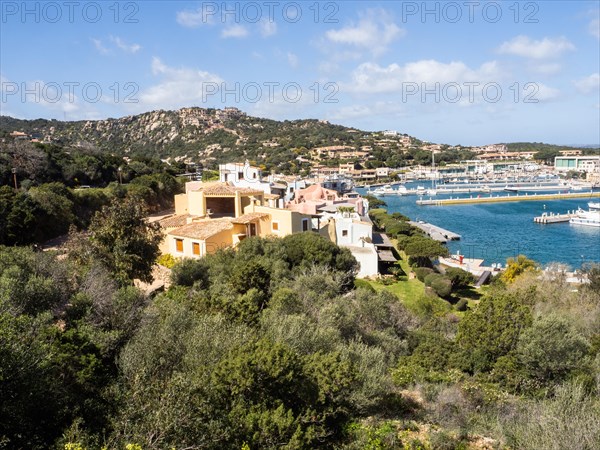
159,182,321,259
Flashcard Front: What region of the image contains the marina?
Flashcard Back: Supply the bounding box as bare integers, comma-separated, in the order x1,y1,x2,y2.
416,191,600,206
358,183,600,268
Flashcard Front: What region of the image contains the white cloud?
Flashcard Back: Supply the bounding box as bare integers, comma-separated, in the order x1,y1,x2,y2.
325,9,405,56
138,57,223,111
534,83,560,101
287,52,299,69
344,60,503,95
92,38,109,55
589,17,600,39
497,35,575,59
259,18,277,37
327,102,405,121
176,6,214,27
574,73,600,94
109,36,141,54
221,24,248,38
530,63,562,75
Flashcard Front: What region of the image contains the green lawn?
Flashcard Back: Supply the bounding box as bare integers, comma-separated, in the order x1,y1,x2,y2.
366,258,451,316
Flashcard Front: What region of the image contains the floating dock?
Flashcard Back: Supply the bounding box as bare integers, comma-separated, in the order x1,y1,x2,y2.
408,221,461,242
417,191,600,206
533,211,579,224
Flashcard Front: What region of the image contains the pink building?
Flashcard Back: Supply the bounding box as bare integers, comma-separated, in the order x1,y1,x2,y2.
286,184,367,215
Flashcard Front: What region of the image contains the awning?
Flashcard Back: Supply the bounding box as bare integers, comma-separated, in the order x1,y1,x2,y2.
377,249,398,262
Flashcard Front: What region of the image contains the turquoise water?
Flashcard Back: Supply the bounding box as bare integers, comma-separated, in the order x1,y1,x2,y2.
357,184,600,269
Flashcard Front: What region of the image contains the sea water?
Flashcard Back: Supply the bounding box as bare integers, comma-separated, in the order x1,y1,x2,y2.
357,184,600,269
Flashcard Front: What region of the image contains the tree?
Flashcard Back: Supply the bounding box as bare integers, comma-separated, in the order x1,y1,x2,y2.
517,314,590,383
456,290,534,373
501,255,538,283
445,267,474,289
404,235,449,267
83,198,163,284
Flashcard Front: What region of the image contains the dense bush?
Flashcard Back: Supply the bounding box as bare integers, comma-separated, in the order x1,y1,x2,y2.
414,267,435,282
424,273,453,298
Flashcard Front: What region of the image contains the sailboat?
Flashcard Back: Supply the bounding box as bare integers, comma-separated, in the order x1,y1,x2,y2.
426,152,437,196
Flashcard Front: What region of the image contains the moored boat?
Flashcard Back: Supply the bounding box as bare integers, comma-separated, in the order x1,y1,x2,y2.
569,208,600,227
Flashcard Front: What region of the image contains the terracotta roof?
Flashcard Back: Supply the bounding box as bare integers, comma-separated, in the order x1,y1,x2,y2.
158,214,192,228
194,182,263,196
231,212,270,224
168,219,233,240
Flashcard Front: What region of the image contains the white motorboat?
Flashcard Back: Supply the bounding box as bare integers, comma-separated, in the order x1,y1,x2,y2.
570,208,600,227
371,184,397,196
588,202,600,211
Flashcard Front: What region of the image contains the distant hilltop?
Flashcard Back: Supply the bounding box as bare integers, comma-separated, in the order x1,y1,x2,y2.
0,107,594,167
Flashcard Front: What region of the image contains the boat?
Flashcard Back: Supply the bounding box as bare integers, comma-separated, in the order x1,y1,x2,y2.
396,185,408,195
371,184,397,196
569,208,600,227
426,189,437,196
416,185,426,195
588,202,600,211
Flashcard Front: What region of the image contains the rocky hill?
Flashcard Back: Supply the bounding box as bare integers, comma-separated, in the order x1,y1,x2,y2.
0,107,372,165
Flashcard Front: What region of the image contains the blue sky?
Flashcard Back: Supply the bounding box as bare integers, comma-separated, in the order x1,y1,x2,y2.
1,1,599,146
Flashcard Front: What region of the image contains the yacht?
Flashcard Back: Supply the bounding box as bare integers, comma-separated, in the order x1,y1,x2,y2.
416,185,426,195
588,202,600,211
396,185,408,196
569,208,600,228
371,184,397,196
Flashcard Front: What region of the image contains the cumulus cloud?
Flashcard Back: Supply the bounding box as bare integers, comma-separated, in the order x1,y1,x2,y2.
109,36,141,53
497,35,575,59
221,24,248,38
589,17,600,39
287,52,299,69
92,36,141,55
92,38,109,55
137,57,224,110
176,6,214,27
533,83,561,101
259,18,277,37
344,59,503,95
325,9,405,56
574,73,600,94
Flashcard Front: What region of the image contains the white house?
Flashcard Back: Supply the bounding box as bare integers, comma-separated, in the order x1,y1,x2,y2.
328,210,378,278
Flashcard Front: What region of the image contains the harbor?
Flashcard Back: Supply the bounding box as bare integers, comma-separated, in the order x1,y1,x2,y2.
357,184,600,269
416,191,600,206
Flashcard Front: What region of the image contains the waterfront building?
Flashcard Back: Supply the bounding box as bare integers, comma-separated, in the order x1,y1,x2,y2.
554,156,600,173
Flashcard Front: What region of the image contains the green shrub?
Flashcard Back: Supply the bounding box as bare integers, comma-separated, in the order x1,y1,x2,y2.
445,267,474,288
455,299,468,311
156,254,176,269
424,274,452,298
354,279,376,292
414,267,435,282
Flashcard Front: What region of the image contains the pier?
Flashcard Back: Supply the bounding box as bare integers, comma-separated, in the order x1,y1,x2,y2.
408,221,461,242
533,211,579,224
416,191,600,206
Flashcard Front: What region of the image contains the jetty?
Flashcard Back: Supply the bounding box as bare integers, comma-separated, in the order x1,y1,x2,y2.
408,221,461,242
417,191,600,206
533,211,579,224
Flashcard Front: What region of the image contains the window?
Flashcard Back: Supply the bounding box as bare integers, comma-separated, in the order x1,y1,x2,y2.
272,222,279,231
192,242,201,256
342,230,348,237
175,238,183,252
302,219,310,232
